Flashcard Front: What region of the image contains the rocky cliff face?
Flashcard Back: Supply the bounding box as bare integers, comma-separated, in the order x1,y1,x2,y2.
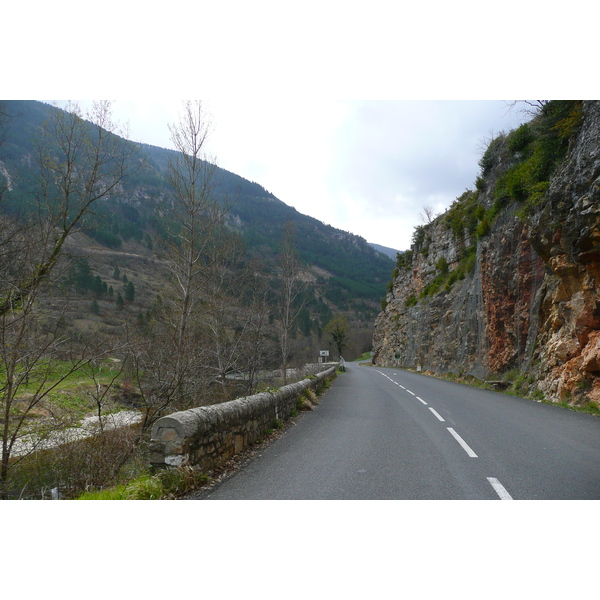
372,100,600,406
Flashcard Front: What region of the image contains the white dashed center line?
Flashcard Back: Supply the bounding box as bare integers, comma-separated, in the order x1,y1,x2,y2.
376,370,516,498
447,428,478,457
428,407,445,422
487,477,513,500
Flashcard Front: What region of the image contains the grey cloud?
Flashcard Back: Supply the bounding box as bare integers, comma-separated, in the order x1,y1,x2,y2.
327,100,526,211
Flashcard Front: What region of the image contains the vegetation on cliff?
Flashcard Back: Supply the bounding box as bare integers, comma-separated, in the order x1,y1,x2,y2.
388,101,584,294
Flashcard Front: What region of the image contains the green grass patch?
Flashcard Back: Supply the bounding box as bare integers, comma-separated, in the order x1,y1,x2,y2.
405,295,418,307
78,466,210,500
5,358,125,395
416,245,477,301
541,398,600,416
400,366,600,417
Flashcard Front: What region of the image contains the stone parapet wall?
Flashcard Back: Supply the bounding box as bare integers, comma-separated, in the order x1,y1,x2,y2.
149,365,337,472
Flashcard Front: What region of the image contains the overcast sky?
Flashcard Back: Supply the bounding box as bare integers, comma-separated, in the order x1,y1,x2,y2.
10,2,593,255
57,99,530,252
206,99,529,251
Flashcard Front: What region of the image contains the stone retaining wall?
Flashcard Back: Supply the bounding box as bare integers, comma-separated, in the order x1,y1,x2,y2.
149,365,338,472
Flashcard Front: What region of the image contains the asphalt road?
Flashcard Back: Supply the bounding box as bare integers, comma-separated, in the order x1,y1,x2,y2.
193,362,600,500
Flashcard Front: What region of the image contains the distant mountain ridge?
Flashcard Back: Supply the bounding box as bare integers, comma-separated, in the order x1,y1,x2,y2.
369,243,399,260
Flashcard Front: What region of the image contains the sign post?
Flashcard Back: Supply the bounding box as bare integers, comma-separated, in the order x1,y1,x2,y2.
319,350,329,363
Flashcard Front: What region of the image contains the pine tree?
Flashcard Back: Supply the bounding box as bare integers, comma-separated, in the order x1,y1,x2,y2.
125,281,135,303
92,275,104,297
71,259,93,294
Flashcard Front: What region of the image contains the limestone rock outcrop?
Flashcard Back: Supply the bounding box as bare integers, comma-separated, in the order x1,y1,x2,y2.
372,100,600,405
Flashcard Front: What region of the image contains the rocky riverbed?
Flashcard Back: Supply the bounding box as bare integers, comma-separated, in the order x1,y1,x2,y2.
11,410,142,457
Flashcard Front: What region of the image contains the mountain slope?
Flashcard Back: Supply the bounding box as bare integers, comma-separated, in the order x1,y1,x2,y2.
0,100,394,357
0,101,393,303
369,243,400,260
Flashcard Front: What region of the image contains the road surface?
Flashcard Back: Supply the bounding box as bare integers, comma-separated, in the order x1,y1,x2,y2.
192,362,600,500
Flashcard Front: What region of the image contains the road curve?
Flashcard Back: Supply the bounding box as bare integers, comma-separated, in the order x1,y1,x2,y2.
191,362,600,500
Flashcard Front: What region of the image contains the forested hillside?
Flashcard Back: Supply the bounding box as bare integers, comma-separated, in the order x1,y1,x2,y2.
1,101,393,307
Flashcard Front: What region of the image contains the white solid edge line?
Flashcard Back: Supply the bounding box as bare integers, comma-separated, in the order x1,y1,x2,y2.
447,427,478,457
428,407,445,422
487,477,513,500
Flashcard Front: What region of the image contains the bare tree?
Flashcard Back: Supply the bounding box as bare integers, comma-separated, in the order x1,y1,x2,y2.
0,301,129,497
201,230,250,397
240,259,277,394
277,222,306,384
127,323,210,434
0,102,10,203
0,101,134,497
0,101,133,317
130,233,274,416
419,205,437,224
83,356,127,434
127,101,228,425
504,100,549,118
165,100,222,348
201,234,278,399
